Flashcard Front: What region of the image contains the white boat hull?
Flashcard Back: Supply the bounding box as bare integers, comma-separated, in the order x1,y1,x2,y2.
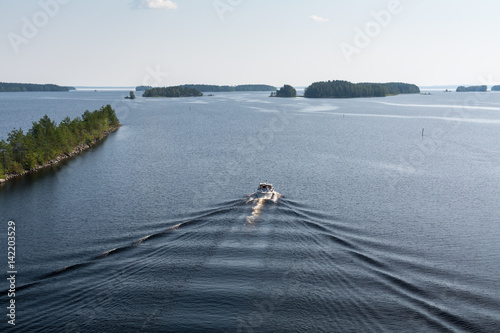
257,181,276,199
257,190,275,199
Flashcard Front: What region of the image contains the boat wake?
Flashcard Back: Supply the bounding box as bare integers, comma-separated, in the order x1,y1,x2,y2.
5,192,498,333
245,191,282,224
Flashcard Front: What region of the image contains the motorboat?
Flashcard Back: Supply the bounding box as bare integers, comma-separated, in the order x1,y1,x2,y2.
257,181,275,197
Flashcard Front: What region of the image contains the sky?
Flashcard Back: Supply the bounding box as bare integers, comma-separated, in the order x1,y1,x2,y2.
1,0,500,87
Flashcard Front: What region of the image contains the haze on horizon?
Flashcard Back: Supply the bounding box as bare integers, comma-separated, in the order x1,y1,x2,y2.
1,0,500,88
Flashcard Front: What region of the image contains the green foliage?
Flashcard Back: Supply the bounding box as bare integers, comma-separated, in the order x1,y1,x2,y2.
0,139,15,176
139,84,277,93
491,85,500,91
383,82,420,94
274,84,297,98
125,91,136,99
0,82,74,92
456,85,487,92
136,85,152,91
143,86,203,97
179,84,277,92
180,84,234,92
304,80,420,98
0,105,119,177
233,85,276,92
305,80,386,98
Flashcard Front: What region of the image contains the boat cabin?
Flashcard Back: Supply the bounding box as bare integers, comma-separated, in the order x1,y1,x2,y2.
258,182,274,192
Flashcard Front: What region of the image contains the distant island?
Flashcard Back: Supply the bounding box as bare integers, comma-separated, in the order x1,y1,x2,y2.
0,105,120,183
142,86,203,98
304,81,420,98
491,85,500,91
270,84,297,98
0,82,75,92
137,84,276,93
456,85,487,92
125,91,136,99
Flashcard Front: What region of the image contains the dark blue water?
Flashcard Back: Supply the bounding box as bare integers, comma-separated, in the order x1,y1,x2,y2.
1,90,500,332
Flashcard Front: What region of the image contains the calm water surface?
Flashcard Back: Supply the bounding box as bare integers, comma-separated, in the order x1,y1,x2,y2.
0,90,499,332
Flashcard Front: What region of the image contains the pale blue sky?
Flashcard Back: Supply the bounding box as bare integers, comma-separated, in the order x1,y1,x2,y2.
1,0,500,87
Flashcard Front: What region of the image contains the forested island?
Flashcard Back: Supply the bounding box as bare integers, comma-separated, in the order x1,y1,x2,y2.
182,84,276,92
270,85,297,97
137,84,276,93
0,105,120,182
0,82,75,92
491,85,500,91
125,91,136,99
142,86,203,97
304,81,420,98
136,85,152,91
456,85,487,92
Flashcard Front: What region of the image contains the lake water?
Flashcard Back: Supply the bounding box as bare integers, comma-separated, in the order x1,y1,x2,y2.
1,90,499,332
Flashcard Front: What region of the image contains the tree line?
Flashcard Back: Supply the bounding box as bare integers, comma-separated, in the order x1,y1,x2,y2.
232,85,276,92
140,81,423,99
383,82,421,95
182,84,234,92
304,81,419,98
136,86,152,91
304,81,420,98
271,84,297,97
138,84,277,93
181,84,277,92
0,105,119,178
456,85,487,92
0,82,75,92
492,86,500,91
142,86,203,97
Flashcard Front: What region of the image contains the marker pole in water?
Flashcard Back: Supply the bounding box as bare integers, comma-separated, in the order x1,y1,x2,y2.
422,128,424,137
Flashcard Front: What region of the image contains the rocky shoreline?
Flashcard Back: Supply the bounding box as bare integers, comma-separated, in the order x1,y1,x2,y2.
0,126,120,184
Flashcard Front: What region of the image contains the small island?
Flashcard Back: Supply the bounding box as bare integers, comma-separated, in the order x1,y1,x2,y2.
137,84,276,93
142,86,203,98
0,82,75,92
456,85,487,92
0,105,120,183
270,84,297,98
136,85,152,91
125,91,136,99
304,81,420,98
491,85,500,91
181,84,276,92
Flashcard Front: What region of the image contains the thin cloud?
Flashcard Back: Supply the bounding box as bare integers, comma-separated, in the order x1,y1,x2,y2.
309,15,329,22
131,0,178,9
